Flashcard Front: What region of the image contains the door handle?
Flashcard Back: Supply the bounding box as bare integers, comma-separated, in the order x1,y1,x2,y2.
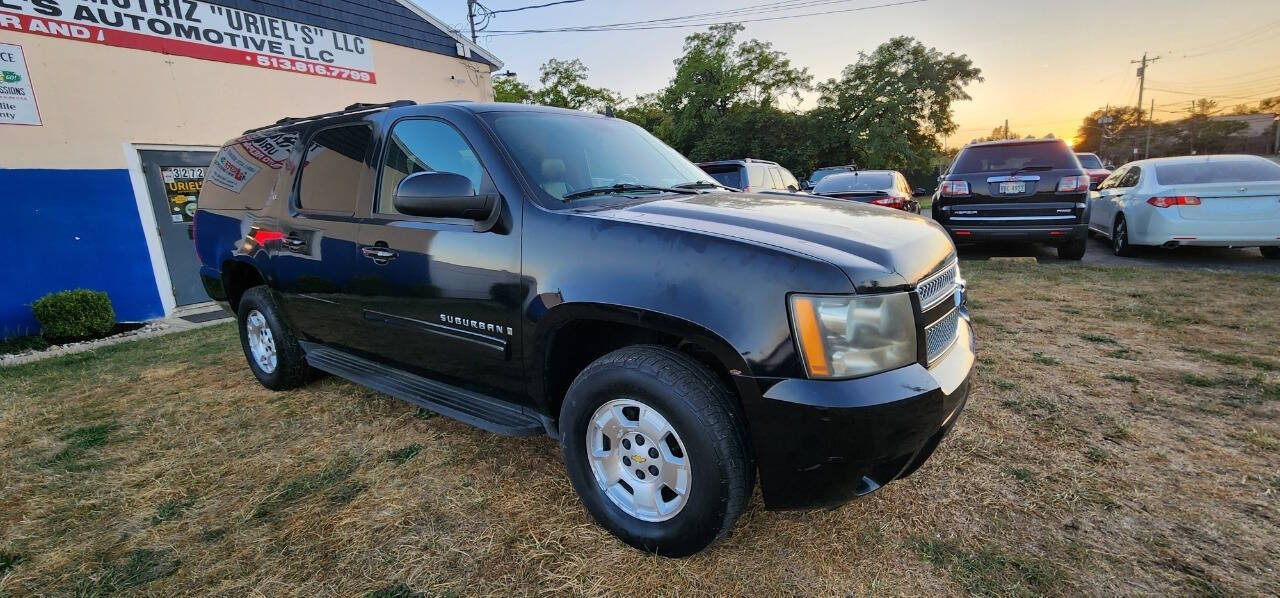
282,233,307,251
361,245,398,265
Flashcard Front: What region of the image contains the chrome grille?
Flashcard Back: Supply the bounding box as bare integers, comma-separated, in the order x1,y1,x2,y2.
925,307,960,362
916,259,958,310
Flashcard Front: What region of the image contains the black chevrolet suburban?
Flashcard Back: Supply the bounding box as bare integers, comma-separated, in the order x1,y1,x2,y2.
194,101,974,557
932,138,1090,260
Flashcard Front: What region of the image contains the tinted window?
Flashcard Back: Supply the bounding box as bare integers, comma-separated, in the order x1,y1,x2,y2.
1154,159,1280,185
482,112,710,204
1098,166,1126,190
1118,166,1141,188
813,172,893,193
201,132,297,210
951,142,1077,173
1076,153,1103,169
297,125,371,212
379,120,486,214
702,164,742,188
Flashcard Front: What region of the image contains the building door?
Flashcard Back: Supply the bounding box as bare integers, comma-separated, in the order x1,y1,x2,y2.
140,150,216,306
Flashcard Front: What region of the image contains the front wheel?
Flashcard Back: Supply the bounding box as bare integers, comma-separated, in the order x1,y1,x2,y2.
1112,215,1139,257
1261,246,1280,260
559,345,753,557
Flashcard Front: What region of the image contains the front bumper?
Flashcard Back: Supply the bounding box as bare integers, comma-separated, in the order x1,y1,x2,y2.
743,315,975,510
944,223,1087,245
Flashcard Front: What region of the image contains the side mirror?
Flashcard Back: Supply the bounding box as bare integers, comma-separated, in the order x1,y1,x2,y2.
914,187,927,196
393,171,496,221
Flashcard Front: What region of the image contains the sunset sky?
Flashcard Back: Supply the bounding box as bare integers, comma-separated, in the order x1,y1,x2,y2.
428,0,1280,148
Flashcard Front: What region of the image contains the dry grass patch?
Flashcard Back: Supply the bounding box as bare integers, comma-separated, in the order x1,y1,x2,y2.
2,262,1278,596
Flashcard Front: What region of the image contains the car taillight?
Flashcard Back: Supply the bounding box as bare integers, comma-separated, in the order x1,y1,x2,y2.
1057,175,1089,193
870,196,904,209
1147,196,1201,208
252,229,285,243
940,180,969,196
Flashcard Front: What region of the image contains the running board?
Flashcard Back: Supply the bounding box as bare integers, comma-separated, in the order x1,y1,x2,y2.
301,343,544,436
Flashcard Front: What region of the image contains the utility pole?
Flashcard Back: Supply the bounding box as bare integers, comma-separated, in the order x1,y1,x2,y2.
1145,98,1155,158
1131,53,1160,131
466,0,478,42
1004,119,1010,140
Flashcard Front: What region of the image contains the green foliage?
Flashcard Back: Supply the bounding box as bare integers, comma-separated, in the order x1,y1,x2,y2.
0,334,50,355
31,289,115,341
1074,101,1249,163
532,58,620,111
493,76,534,104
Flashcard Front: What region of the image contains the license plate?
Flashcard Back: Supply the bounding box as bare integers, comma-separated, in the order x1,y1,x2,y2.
999,181,1025,194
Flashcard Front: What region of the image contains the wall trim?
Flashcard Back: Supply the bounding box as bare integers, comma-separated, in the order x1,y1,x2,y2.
122,142,220,318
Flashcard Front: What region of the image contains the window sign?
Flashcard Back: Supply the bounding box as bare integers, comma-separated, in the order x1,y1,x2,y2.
0,1,375,83
0,42,40,125
161,166,204,222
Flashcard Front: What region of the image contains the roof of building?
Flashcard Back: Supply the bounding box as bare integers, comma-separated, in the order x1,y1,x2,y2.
211,0,501,68
1208,113,1278,137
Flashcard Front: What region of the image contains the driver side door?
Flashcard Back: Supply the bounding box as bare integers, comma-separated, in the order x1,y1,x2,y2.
347,117,526,400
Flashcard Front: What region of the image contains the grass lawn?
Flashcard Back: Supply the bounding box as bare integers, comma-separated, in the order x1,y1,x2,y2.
2,262,1278,595
916,194,933,213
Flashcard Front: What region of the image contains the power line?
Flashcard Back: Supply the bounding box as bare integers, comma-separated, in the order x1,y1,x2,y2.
487,0,586,15
483,0,928,35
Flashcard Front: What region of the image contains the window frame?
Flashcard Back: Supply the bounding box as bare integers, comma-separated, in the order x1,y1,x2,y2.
368,116,495,224
292,122,374,217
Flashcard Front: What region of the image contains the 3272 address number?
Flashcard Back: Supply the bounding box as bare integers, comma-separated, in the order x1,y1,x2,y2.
255,56,374,82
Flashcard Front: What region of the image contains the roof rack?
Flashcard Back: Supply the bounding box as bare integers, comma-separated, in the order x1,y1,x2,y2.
242,100,416,134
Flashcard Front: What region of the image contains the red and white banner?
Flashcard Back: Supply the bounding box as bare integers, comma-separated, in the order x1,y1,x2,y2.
0,0,376,83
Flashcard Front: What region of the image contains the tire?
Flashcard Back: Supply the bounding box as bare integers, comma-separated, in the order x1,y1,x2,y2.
1057,234,1087,260
559,345,753,557
1261,246,1280,260
1112,215,1139,257
237,286,312,390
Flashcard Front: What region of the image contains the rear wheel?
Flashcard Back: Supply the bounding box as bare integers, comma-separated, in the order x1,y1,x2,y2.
237,286,312,390
1112,215,1139,257
1057,234,1087,260
1261,246,1280,260
559,345,752,557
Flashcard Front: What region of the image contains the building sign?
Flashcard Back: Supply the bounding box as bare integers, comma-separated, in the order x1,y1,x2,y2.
161,166,203,222
0,42,39,125
0,0,376,83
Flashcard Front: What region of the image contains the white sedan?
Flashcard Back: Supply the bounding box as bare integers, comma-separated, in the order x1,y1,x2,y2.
1088,154,1280,258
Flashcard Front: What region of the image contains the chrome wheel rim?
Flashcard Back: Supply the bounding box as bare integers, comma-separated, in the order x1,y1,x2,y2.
1114,220,1126,252
245,309,277,374
586,398,691,522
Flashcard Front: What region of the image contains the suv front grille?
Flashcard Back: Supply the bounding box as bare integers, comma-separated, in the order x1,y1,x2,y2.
925,307,959,362
917,259,958,310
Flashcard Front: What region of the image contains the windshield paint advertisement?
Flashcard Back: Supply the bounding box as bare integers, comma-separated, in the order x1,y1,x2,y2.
0,0,376,83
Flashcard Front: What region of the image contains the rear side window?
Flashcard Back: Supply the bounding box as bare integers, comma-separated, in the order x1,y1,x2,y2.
780,168,800,190
379,119,487,215
702,164,743,188
1154,159,1280,185
747,165,767,189
1119,166,1141,188
297,124,372,213
201,133,297,210
767,167,785,189
951,142,1077,173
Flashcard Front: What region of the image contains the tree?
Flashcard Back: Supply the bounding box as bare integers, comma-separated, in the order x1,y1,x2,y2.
531,58,620,112
813,36,982,173
658,24,812,159
493,76,534,104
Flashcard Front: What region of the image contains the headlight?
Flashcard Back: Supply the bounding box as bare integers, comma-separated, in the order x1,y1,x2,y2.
789,293,917,379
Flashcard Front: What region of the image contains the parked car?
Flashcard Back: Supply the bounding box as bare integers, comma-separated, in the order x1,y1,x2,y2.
697,158,802,193
1075,152,1111,190
811,170,922,213
194,101,974,557
932,138,1090,260
1088,154,1280,258
804,164,857,189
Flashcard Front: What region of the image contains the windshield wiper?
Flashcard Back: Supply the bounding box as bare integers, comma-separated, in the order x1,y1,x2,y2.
1007,164,1054,177
562,183,699,201
674,180,734,191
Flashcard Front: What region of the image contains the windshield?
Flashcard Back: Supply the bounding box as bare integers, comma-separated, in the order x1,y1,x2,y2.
701,164,743,188
952,142,1078,173
482,111,711,204
814,172,893,193
1154,159,1280,185
1075,153,1102,169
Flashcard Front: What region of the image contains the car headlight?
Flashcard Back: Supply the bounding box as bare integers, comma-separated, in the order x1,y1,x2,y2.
789,292,917,379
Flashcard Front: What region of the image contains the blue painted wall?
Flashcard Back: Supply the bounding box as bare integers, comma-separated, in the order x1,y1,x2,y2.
0,169,165,338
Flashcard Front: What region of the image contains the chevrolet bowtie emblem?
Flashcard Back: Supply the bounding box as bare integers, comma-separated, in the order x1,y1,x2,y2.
632,454,647,463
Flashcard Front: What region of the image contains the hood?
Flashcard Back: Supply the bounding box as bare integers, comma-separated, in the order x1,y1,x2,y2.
593,192,956,292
